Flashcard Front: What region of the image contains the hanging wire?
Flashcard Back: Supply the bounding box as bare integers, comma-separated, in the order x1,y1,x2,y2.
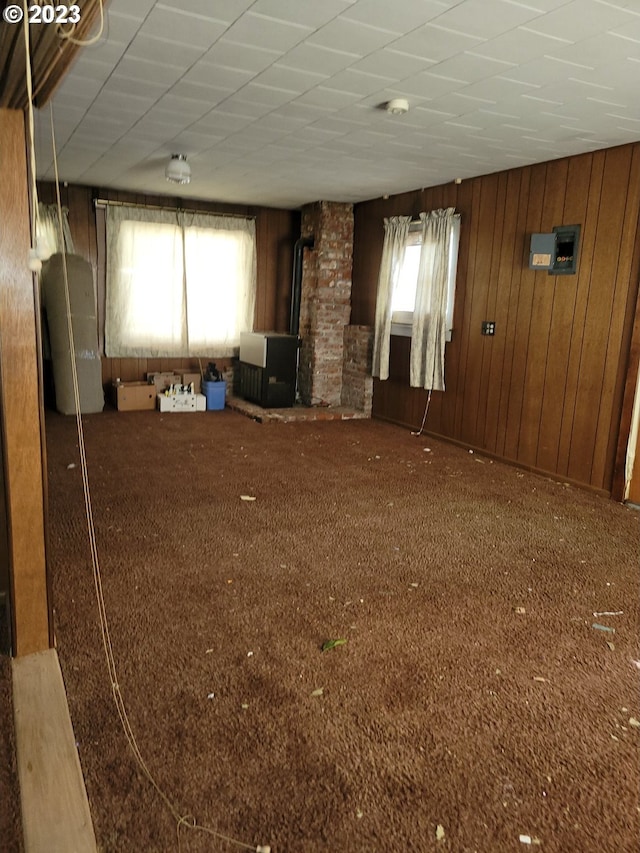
56,0,105,46
411,389,432,437
22,70,271,853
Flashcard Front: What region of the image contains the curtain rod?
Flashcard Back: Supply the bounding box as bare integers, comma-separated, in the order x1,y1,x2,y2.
93,198,255,219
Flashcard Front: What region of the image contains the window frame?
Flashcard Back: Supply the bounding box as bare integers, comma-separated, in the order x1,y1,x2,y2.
390,219,460,342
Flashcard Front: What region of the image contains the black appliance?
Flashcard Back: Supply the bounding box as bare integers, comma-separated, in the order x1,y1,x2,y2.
239,332,298,408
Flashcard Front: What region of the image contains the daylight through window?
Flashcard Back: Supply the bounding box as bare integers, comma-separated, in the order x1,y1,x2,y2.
105,206,256,358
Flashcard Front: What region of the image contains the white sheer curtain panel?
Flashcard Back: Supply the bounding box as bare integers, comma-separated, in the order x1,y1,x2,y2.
372,215,412,381
37,203,75,259
410,208,460,391
182,212,256,356
106,205,185,357
105,206,256,358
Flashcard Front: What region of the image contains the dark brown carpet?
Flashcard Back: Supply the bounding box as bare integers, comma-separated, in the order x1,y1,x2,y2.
0,652,22,852
43,409,639,853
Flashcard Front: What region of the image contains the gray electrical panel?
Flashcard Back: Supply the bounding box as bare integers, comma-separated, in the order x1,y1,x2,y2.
529,233,555,270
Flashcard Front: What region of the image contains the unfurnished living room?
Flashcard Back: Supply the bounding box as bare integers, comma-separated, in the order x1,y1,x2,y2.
0,1,639,851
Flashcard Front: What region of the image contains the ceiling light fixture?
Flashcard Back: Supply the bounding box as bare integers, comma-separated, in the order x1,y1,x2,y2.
165,154,191,185
385,98,409,116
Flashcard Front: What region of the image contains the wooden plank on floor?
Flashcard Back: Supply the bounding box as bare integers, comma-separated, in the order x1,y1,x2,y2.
12,649,96,853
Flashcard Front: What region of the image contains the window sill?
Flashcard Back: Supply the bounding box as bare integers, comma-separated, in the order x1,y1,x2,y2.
390,323,453,343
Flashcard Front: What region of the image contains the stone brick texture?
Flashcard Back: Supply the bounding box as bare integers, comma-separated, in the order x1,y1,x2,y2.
341,325,374,415
298,201,354,407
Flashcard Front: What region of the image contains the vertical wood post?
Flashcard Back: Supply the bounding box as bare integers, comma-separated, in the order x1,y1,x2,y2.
0,109,51,655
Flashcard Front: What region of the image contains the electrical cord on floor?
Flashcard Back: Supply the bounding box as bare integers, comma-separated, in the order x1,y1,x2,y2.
411,389,432,436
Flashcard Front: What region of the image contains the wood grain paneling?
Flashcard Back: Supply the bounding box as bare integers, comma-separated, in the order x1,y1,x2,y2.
355,143,640,492
37,182,300,387
0,111,50,655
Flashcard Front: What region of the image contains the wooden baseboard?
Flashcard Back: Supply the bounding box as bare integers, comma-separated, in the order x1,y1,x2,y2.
12,649,96,853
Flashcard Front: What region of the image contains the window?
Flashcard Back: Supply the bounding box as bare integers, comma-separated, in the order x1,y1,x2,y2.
105,206,256,358
390,218,460,341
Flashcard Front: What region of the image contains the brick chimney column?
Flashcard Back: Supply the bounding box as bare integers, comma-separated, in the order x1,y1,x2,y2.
297,201,353,407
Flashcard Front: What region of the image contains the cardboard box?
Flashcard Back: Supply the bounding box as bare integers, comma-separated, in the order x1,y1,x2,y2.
181,372,202,393
114,382,156,411
157,393,203,413
147,371,182,392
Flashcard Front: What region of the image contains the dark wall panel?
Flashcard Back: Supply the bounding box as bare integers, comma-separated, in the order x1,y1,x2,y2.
354,143,640,492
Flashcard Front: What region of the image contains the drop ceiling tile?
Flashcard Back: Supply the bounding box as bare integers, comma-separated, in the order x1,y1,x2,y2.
54,75,104,100
394,71,469,99
286,126,343,144
307,18,400,54
222,12,312,52
92,89,159,114
472,27,571,64
277,43,359,75
155,93,222,119
216,97,274,118
573,58,640,92
201,40,281,73
459,75,540,101
271,101,335,121
103,10,146,42
65,56,117,84
428,51,514,81
100,139,163,158
432,0,543,38
321,68,396,96
396,105,459,127
167,130,227,152
128,111,196,134
212,135,270,153
127,33,206,67
232,83,300,107
293,87,361,109
102,76,168,101
182,63,255,89
81,39,129,67
526,0,639,41
108,0,157,14
342,0,450,31
248,113,308,132
251,64,328,93
495,55,580,87
155,0,256,21
389,24,484,63
167,81,234,105
351,49,436,78
250,0,353,28
140,6,228,48
191,112,255,133
110,56,186,87
542,33,624,68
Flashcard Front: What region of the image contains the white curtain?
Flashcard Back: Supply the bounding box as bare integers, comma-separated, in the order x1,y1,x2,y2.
410,208,460,391
37,203,75,259
105,205,256,358
182,212,256,355
372,215,412,380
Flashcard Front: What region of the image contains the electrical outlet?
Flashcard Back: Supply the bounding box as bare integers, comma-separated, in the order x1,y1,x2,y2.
482,321,496,336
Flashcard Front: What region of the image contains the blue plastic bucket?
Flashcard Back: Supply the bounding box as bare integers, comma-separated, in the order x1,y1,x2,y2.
203,380,226,411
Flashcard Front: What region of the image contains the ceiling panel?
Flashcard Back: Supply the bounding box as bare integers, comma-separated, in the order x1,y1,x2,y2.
33,0,640,208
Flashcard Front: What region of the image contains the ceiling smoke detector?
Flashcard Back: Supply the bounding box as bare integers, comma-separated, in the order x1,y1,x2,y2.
165,154,191,185
385,98,409,116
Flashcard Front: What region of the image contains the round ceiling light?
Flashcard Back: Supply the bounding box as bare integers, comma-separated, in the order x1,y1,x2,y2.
165,154,191,185
385,98,409,116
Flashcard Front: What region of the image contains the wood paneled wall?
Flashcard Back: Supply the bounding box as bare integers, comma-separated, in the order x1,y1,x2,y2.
37,182,300,387
352,144,640,493
1,110,50,654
